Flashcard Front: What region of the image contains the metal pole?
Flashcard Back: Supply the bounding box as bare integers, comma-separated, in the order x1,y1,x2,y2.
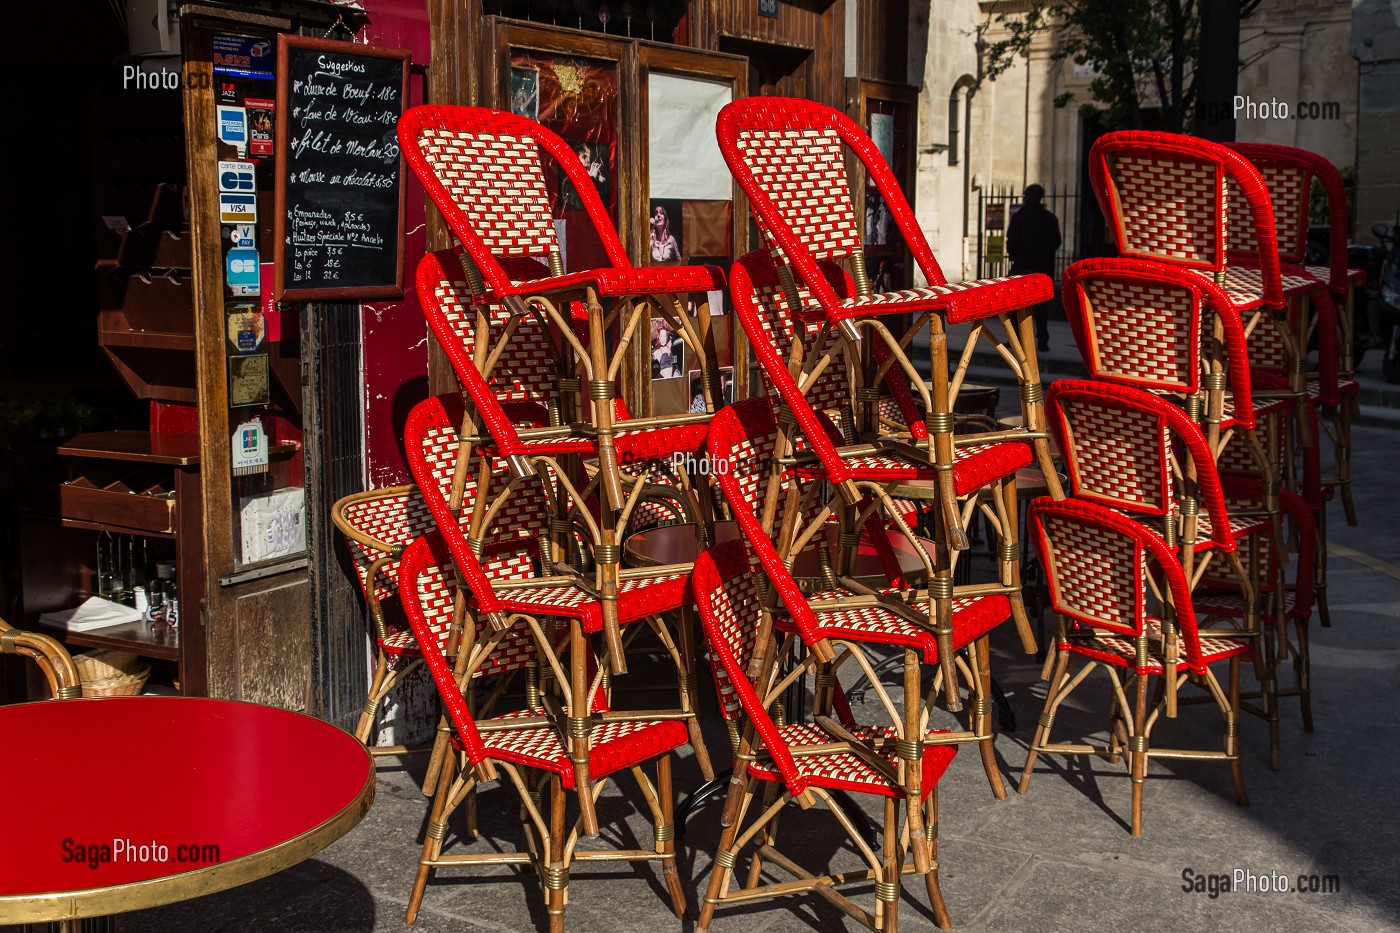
1196,0,1241,141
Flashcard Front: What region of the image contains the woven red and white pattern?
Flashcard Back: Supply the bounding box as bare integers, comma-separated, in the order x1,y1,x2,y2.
1227,165,1308,262
1307,374,1358,398
698,550,769,723
1061,619,1250,674
476,707,687,786
1081,277,1197,391
431,268,556,404
339,488,438,603
409,557,540,673
418,128,557,256
748,279,851,415
415,423,549,579
747,723,956,797
1038,512,1144,634
1304,264,1365,287
791,442,1030,498
1107,153,1223,268
1188,266,1318,306
735,128,861,261
1059,399,1171,512
796,591,1008,663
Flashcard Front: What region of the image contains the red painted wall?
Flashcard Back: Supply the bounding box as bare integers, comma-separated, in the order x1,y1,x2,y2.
358,1,432,487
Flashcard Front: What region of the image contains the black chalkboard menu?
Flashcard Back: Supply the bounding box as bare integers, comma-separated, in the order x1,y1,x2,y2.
273,35,410,301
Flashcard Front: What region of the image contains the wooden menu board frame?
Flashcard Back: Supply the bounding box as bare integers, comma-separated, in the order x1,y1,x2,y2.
273,34,410,301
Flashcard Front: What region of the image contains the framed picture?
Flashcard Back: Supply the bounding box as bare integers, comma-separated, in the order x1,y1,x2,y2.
648,199,684,262
510,65,540,120
560,140,610,210
649,315,685,380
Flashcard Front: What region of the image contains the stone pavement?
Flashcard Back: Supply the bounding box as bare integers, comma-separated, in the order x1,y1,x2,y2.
109,376,1400,932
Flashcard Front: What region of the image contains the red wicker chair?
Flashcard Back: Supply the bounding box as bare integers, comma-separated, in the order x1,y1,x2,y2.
398,533,688,930
404,393,714,830
1045,379,1317,769
331,486,444,769
716,97,1062,554
1018,497,1251,837
692,539,958,932
400,105,724,670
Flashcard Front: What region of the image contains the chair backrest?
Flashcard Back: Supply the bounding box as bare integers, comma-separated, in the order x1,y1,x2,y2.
1046,380,1237,551
1226,141,1350,291
730,249,927,443
399,105,631,296
1061,257,1259,428
0,618,82,699
398,533,545,768
1088,130,1282,306
403,393,553,616
332,484,439,622
716,97,946,317
1027,497,1210,670
692,540,814,794
418,247,557,415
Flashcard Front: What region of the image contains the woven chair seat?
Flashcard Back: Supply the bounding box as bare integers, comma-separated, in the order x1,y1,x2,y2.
794,589,1010,663
1060,619,1251,675
1219,388,1292,428
453,706,689,788
1307,374,1358,399
1303,264,1365,289
379,629,422,656
800,273,1053,325
1193,587,1309,620
477,419,710,463
510,263,725,299
791,440,1032,497
485,572,689,634
1185,265,1322,308
747,723,957,797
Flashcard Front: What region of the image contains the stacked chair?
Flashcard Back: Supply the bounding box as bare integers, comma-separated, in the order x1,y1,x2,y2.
362,104,738,926
1017,130,1348,834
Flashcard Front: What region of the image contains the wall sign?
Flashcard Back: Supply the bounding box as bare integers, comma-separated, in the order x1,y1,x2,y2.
758,0,778,17
273,35,410,301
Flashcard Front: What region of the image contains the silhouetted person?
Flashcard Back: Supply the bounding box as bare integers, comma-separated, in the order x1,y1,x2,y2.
1006,184,1061,352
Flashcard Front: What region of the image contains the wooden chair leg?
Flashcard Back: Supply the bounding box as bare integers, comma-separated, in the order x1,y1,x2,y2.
356,652,391,744
405,750,458,925
1227,658,1248,806
676,607,717,781
657,753,687,919
971,636,1007,799
1019,645,1070,794
1340,396,1357,526
547,774,568,933
878,796,900,932
923,787,952,930
1129,674,1149,838
697,776,754,932
1295,615,1314,733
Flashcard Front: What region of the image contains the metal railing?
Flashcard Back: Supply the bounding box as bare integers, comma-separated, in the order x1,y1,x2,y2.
976,185,1085,282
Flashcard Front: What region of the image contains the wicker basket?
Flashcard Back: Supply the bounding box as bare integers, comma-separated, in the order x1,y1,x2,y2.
74,650,150,698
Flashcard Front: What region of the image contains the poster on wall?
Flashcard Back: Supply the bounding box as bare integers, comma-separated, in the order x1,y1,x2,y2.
647,73,732,201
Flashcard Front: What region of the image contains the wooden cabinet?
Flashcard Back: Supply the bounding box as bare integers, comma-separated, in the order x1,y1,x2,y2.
18,432,207,696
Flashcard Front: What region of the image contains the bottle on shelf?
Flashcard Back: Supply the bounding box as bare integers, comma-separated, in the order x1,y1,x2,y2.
156,561,178,630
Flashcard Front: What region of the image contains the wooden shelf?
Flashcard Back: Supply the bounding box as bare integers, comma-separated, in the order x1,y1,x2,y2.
99,329,196,352
55,431,201,466
36,618,181,662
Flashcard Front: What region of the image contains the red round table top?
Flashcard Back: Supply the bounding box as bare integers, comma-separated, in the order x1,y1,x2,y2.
0,696,375,922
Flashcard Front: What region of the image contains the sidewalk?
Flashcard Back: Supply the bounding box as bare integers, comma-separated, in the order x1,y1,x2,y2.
108,422,1400,932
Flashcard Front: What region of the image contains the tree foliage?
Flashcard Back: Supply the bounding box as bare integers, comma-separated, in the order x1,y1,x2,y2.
983,0,1260,132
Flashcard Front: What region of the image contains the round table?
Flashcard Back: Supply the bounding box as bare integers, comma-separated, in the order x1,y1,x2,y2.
623,521,939,587
0,696,375,926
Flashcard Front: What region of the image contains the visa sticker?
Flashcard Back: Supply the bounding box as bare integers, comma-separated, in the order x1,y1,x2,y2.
220,193,257,224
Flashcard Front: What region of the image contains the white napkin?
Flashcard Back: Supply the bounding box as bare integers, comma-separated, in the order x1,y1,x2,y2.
38,596,142,632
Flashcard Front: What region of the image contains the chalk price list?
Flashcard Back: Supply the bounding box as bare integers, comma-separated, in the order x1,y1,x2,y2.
284,52,402,288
